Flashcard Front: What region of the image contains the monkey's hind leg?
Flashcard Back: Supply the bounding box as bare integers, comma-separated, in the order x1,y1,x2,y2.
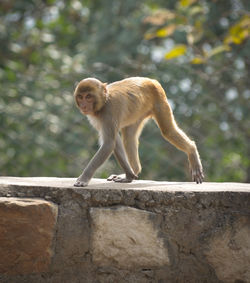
153,101,204,183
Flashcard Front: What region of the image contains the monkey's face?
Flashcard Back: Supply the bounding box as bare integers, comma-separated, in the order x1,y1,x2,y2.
74,78,107,115
75,92,95,115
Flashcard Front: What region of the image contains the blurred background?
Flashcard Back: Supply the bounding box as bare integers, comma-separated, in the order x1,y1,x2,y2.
0,0,249,182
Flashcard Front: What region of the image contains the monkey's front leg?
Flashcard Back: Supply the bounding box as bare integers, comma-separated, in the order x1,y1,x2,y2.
74,142,115,187
107,134,137,183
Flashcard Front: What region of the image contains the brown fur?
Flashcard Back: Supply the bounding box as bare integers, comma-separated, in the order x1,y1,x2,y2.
73,77,204,186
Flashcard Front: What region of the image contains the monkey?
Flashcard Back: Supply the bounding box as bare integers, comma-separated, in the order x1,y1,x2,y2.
73,77,204,187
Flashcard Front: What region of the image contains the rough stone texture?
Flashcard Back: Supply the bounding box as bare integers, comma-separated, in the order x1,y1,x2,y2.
205,216,250,283
90,206,169,268
0,197,58,275
0,177,249,283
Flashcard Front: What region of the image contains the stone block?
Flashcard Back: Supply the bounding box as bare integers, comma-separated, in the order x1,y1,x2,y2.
90,206,169,269
205,217,250,283
0,197,58,275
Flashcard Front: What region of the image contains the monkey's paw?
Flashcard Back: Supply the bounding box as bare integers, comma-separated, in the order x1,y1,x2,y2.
74,178,89,187
107,174,133,183
191,167,204,184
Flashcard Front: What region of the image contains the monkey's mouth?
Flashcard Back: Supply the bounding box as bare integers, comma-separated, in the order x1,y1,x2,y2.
81,109,92,115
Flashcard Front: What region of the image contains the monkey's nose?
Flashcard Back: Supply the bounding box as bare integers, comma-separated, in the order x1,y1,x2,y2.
80,103,87,110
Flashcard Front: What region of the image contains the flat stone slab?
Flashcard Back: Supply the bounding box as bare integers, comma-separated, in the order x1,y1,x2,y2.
0,176,249,192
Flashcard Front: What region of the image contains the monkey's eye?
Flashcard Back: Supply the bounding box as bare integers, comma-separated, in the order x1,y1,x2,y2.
77,94,83,100
86,93,92,100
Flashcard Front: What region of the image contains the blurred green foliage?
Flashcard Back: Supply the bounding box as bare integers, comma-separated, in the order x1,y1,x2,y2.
0,0,249,182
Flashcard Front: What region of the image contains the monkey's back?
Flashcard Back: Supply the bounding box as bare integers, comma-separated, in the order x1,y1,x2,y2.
106,77,166,128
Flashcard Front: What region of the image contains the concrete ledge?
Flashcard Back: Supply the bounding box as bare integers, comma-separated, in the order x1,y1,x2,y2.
0,177,249,282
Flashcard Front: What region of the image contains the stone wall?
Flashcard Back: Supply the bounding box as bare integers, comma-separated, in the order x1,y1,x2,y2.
0,177,249,283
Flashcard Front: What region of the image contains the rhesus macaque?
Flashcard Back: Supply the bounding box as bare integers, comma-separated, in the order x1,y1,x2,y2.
73,77,204,187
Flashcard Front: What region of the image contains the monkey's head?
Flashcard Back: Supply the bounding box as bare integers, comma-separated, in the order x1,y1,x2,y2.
74,78,108,115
